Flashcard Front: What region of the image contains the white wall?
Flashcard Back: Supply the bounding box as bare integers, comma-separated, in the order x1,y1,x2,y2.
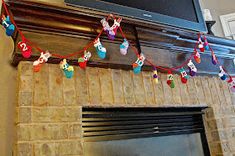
200,0,235,37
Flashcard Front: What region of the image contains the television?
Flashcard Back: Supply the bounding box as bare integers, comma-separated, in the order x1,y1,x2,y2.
65,0,207,32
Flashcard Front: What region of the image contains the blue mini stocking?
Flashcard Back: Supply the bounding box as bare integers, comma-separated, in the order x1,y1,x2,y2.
2,15,15,36
60,59,74,79
94,38,107,59
132,54,145,74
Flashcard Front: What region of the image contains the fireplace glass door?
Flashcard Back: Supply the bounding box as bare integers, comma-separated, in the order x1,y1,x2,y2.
82,107,210,156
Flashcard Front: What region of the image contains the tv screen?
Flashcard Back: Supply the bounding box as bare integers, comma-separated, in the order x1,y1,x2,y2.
65,0,207,32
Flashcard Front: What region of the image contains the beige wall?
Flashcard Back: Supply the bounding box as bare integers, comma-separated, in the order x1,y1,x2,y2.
0,14,17,156
200,0,235,37
0,2,17,156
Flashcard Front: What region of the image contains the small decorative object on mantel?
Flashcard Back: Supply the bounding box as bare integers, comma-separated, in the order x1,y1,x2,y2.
198,36,205,52
100,16,122,40
1,15,15,36
218,66,227,81
60,59,74,79
94,38,107,59
179,68,189,84
187,60,197,77
33,51,51,72
167,71,175,88
120,39,129,55
194,48,201,64
78,51,91,69
152,67,159,84
132,53,145,74
227,77,235,92
203,36,210,51
211,49,218,65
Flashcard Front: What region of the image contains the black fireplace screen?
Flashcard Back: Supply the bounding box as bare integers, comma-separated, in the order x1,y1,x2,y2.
82,107,210,156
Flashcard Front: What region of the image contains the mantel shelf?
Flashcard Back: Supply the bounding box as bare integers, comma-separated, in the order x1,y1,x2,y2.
2,0,235,75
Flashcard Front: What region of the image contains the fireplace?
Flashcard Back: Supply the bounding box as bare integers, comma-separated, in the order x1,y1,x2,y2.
83,107,210,156
15,62,235,156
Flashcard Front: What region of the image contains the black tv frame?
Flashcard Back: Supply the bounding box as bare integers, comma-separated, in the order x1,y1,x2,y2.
65,0,207,32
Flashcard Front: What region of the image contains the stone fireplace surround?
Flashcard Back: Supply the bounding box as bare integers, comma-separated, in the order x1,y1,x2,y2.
15,61,235,156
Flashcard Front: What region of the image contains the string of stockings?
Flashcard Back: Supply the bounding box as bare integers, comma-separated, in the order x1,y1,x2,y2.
1,0,235,91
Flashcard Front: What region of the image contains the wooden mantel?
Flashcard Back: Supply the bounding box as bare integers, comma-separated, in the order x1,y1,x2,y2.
2,0,235,75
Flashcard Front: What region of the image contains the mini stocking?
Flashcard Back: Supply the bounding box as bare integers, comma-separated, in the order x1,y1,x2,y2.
204,36,210,51
167,71,175,88
120,39,129,55
18,40,32,58
109,18,122,40
100,18,112,39
152,67,159,84
218,66,227,81
198,37,204,52
94,38,107,59
194,49,201,64
132,53,145,74
187,60,197,76
60,59,74,79
78,51,91,69
33,51,51,72
1,15,15,36
211,50,218,65
227,77,235,92
179,68,189,84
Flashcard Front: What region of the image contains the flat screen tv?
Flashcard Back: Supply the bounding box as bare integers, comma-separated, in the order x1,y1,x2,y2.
65,0,207,32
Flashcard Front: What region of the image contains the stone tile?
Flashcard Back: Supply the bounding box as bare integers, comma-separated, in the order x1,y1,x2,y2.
87,67,101,105
17,107,31,123
19,61,33,76
19,76,33,92
32,107,82,122
63,72,76,106
133,71,146,105
31,124,68,140
16,143,33,156
122,70,135,105
48,65,63,106
16,124,31,141
75,67,89,105
111,69,125,104
68,124,82,139
33,64,49,106
55,141,83,155
18,92,33,106
99,68,114,105
34,142,55,156
171,74,182,105
142,71,156,105
152,72,164,106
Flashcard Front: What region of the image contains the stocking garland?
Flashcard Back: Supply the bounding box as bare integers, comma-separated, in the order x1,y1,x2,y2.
1,0,234,93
